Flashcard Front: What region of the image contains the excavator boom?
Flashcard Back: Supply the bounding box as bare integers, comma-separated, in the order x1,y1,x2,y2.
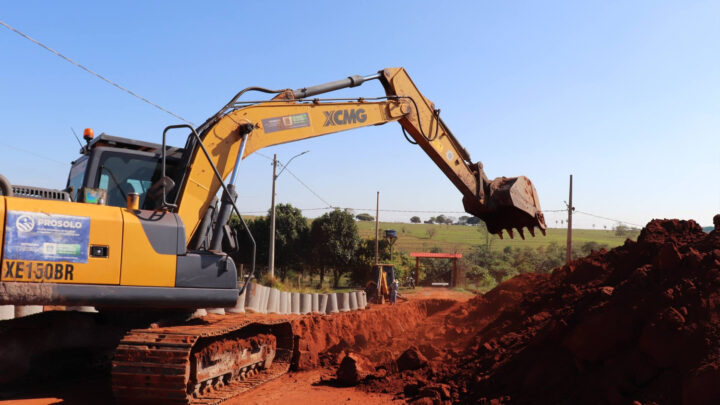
172,67,546,241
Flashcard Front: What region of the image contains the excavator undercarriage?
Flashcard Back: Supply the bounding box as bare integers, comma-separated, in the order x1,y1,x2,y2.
112,318,293,404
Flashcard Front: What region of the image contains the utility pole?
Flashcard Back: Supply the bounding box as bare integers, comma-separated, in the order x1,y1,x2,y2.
374,191,380,264
268,150,308,279
565,174,574,264
269,154,278,278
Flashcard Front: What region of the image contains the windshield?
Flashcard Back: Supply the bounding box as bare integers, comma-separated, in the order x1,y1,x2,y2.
96,152,166,208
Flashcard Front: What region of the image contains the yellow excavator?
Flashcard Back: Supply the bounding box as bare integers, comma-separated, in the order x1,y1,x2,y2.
0,67,545,403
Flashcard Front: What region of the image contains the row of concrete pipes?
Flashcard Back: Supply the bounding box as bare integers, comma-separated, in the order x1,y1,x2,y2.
202,282,368,316
0,282,368,320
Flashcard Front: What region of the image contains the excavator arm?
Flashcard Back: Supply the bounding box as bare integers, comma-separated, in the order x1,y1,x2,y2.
171,68,546,244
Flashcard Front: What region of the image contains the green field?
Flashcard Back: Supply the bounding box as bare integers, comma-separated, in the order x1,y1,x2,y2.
355,221,638,254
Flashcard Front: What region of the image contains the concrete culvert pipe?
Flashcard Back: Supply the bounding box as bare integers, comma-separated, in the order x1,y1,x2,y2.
0,305,14,320
14,305,43,318
291,292,300,315
285,292,292,314
260,286,270,313
244,282,264,313
300,294,312,314
192,308,208,318
349,292,358,311
227,288,246,314
67,306,97,313
279,291,289,314
326,293,339,314
359,291,367,309
267,288,280,314
319,294,328,314
339,292,350,312
312,293,320,314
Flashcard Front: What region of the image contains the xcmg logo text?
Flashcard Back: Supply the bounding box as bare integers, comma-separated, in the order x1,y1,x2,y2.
323,109,367,126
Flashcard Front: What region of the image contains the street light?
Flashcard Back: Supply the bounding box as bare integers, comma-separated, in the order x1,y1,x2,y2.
269,150,309,278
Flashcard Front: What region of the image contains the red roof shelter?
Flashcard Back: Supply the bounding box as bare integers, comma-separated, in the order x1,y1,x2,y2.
410,252,463,287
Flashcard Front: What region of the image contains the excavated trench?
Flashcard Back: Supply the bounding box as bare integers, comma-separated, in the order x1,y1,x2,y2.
289,298,456,371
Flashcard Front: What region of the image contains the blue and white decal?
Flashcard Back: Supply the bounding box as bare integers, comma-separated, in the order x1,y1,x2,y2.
4,211,90,264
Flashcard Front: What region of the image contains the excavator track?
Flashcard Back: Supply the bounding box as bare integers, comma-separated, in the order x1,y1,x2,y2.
112,316,293,404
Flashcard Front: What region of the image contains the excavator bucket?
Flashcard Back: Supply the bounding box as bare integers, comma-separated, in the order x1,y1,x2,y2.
463,176,547,238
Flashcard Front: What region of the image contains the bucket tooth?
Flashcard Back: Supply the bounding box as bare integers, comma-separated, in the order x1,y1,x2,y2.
497,230,504,239
528,227,536,237
540,227,546,236
517,228,525,240
507,228,514,239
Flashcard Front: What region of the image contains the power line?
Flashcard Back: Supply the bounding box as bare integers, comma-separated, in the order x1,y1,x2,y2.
0,141,66,166
280,166,334,208
255,151,335,208
574,210,643,228
0,19,195,126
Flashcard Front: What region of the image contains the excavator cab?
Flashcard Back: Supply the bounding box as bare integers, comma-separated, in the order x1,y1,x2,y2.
65,134,183,209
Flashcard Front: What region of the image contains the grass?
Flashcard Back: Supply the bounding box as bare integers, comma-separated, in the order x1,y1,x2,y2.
355,221,639,254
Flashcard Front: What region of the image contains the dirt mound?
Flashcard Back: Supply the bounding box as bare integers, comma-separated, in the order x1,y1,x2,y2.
416,219,720,404
341,219,720,404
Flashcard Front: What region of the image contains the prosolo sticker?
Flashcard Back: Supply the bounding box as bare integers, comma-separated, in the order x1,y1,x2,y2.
4,211,90,263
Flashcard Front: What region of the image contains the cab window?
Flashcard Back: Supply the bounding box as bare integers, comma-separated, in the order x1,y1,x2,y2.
96,153,161,208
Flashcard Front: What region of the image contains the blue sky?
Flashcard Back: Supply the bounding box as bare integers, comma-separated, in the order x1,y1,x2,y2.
1,1,718,229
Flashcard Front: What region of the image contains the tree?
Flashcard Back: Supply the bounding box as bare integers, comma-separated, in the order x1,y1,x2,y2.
310,209,360,288
580,241,608,256
410,216,421,224
615,223,629,237
233,215,269,278
232,204,309,282
435,215,447,225
426,228,437,239
349,238,390,286
355,213,374,221
273,204,310,282
466,216,481,225
417,247,452,283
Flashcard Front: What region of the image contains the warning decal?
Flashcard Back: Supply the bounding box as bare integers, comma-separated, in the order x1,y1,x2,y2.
4,211,90,264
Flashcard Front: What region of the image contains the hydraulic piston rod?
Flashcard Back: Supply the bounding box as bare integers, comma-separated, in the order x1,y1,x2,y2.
292,73,381,99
